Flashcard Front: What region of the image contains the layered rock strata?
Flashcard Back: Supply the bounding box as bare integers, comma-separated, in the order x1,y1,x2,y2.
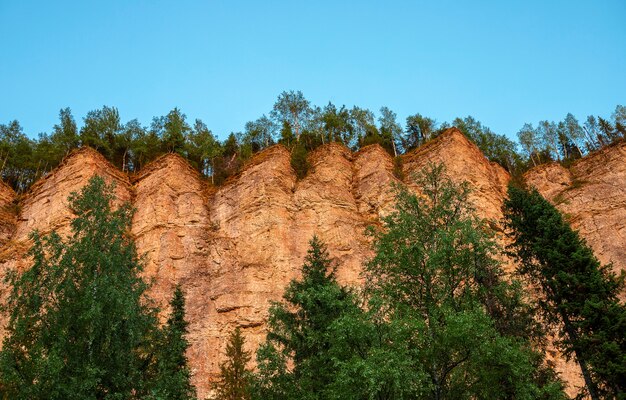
525,141,626,275
0,181,15,247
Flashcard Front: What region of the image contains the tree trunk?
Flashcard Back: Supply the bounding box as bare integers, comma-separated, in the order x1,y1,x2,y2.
560,311,600,400
122,149,128,172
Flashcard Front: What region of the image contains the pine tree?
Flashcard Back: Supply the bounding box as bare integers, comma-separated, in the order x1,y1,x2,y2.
364,164,565,399
213,328,252,400
151,285,196,400
504,186,626,400
0,176,159,399
254,236,362,399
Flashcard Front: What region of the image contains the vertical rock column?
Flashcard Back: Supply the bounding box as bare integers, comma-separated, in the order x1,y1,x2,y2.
130,154,214,396
292,143,371,285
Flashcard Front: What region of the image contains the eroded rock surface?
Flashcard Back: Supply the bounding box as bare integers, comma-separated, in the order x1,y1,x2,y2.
0,147,132,341
402,130,510,223
0,181,15,247
525,141,626,275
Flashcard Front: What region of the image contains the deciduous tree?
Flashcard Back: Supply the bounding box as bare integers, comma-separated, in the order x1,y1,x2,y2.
0,176,161,399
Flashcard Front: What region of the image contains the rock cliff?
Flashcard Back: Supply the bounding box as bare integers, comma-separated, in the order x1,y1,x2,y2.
525,141,626,275
0,181,15,248
0,129,623,398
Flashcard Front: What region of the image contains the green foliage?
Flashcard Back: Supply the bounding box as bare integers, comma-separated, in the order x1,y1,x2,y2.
253,236,372,399
52,107,80,155
152,108,191,154
290,143,309,180
453,116,522,173
150,285,196,400
392,156,404,180
244,115,276,151
80,105,122,160
186,119,222,180
2,98,622,194
253,173,565,399
270,91,311,141
0,176,161,399
319,102,354,147
0,120,37,191
405,113,437,150
364,164,565,400
213,328,252,400
504,186,626,400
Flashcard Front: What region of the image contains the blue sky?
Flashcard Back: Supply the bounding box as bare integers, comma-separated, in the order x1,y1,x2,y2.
1,1,624,141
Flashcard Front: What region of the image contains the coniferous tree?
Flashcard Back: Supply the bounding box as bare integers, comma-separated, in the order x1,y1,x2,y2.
405,113,437,149
0,176,160,399
213,328,252,400
151,285,196,400
504,186,626,400
254,236,362,399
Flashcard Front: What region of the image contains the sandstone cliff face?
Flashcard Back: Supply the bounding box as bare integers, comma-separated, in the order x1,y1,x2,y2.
0,147,132,341
525,141,626,275
402,129,510,223
0,129,623,398
0,181,15,247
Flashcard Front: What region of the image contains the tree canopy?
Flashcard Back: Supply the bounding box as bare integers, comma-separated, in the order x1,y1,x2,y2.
2,94,623,192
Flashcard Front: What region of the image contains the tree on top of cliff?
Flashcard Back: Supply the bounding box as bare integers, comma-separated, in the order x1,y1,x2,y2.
151,284,197,400
270,91,311,142
152,108,191,154
405,113,437,150
212,327,252,400
364,164,565,399
0,176,161,399
504,186,626,400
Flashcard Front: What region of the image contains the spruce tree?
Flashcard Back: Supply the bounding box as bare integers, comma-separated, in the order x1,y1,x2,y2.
151,285,196,400
254,236,361,399
213,327,252,400
0,176,159,399
504,185,626,400
364,164,565,399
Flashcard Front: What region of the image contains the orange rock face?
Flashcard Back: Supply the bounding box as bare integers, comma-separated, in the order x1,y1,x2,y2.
525,142,626,275
0,181,15,248
0,129,623,398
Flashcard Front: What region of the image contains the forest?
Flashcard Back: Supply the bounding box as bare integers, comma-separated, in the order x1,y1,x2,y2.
1,90,624,193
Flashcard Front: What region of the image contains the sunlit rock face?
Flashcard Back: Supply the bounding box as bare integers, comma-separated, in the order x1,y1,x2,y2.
1,129,623,398
0,181,15,248
0,147,132,348
525,141,626,276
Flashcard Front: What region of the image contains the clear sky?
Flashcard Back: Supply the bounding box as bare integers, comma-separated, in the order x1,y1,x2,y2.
1,0,625,141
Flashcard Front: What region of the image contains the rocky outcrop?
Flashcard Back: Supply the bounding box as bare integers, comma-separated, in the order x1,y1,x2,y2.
0,147,132,341
0,130,624,398
525,141,626,275
402,130,510,223
13,147,132,243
